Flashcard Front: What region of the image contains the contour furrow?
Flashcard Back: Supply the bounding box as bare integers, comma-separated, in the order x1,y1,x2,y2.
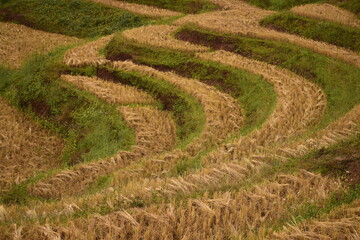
29,74,175,198
198,50,326,164
175,5,360,68
111,60,243,154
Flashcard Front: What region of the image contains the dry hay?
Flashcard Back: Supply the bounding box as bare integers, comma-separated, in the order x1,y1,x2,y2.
16,171,341,240
118,106,176,155
269,199,360,240
279,104,360,158
88,0,180,17
291,3,360,28
0,98,64,193
122,25,210,52
174,5,360,68
63,35,113,67
0,22,79,68
61,75,155,104
29,105,176,199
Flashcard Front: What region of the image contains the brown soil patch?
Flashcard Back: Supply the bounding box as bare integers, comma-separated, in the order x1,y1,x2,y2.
0,22,79,68
314,139,360,185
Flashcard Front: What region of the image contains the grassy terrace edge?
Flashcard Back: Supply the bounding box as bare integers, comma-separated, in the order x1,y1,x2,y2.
246,0,360,17
260,12,360,52
175,25,360,133
105,34,277,136
0,0,149,38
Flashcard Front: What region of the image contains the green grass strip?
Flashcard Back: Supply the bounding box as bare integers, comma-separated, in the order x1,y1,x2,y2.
113,0,218,14
105,35,276,136
0,0,148,38
260,12,360,52
175,26,360,131
247,0,360,17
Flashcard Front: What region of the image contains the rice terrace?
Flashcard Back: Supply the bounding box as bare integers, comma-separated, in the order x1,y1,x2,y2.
0,0,359,239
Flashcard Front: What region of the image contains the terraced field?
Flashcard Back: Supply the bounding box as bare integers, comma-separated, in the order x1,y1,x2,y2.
0,0,359,239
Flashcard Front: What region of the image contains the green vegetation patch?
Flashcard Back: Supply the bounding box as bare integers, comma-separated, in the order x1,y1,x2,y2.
260,12,360,52
0,0,148,38
247,0,360,17
0,50,135,167
175,26,360,130
105,35,276,135
96,65,205,148
116,0,218,14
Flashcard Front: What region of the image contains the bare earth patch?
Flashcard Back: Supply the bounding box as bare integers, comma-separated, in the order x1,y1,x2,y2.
0,22,79,68
291,3,360,28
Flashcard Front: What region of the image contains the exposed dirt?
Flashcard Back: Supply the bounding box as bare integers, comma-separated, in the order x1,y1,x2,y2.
0,8,35,28
176,29,237,52
29,100,51,117
106,52,133,61
314,140,360,185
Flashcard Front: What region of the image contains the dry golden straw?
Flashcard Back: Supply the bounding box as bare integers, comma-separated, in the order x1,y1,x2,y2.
64,35,113,67
0,22,78,68
291,3,360,28
0,98,64,193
